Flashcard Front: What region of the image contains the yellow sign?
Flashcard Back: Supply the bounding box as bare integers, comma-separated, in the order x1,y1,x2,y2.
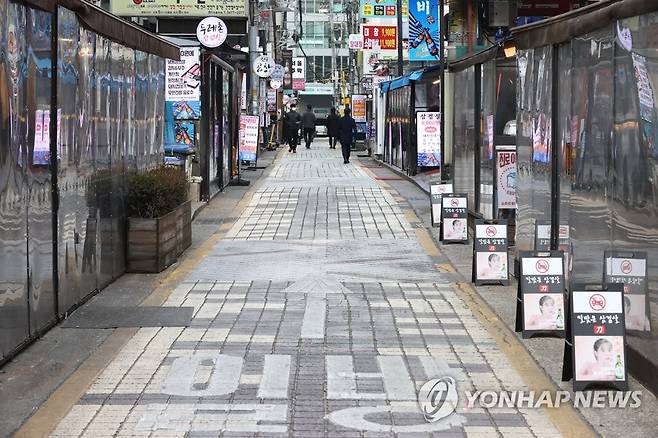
110,0,248,18
343,97,351,105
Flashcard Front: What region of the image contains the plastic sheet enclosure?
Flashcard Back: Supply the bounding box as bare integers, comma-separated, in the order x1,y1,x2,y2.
452,66,476,209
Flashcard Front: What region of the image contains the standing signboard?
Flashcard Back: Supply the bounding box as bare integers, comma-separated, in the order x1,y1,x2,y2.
440,194,468,243
563,284,628,391
238,115,259,162
408,0,440,61
515,251,565,338
362,25,398,50
604,252,651,334
495,146,516,210
416,111,441,167
352,95,367,123
430,183,452,228
292,57,306,91
472,220,509,286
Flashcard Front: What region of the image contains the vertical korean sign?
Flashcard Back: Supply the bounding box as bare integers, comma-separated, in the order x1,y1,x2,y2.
165,47,201,148
496,147,517,209
292,57,305,91
416,111,441,167
352,95,367,123
408,0,440,61
281,50,293,89
239,115,259,162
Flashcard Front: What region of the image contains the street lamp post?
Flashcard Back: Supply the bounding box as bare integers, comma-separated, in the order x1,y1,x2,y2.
320,1,339,108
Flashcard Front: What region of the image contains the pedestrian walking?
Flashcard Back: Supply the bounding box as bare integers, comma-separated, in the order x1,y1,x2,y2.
337,107,357,164
301,104,316,149
284,105,301,153
326,107,339,149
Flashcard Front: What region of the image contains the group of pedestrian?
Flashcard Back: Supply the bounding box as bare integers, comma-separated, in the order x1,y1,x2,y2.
282,104,357,164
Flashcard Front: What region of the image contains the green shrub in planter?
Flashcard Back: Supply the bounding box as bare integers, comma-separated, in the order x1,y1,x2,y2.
127,166,188,218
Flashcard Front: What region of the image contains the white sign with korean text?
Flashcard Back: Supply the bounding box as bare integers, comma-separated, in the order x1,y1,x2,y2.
349,33,364,50
254,55,276,78
165,47,200,101
196,17,227,48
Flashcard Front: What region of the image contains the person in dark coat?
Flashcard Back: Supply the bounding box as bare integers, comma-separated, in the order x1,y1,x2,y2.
301,104,317,149
326,107,339,149
284,105,302,153
337,107,357,164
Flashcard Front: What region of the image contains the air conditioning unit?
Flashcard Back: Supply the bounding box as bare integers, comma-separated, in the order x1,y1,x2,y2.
489,1,518,27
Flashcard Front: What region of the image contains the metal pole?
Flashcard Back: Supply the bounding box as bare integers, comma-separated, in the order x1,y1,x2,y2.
248,0,259,116
396,0,403,76
330,0,338,107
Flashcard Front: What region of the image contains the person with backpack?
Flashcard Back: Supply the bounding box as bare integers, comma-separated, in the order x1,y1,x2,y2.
284,105,302,153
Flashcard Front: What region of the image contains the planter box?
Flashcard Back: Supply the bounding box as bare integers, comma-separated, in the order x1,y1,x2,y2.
127,200,192,273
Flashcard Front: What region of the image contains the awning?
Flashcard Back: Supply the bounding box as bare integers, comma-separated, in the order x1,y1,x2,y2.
512,0,658,50
448,45,500,72
381,66,435,93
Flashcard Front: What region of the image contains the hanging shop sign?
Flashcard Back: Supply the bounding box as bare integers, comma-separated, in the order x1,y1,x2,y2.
349,33,364,50
196,17,228,48
429,182,452,227
495,146,517,209
416,111,441,168
362,25,397,50
631,53,655,123
515,251,565,338
292,57,306,90
440,194,468,243
110,0,248,17
254,55,276,78
604,252,651,334
372,75,390,89
270,80,282,90
563,284,627,391
266,89,277,112
361,76,373,92
239,115,259,162
352,95,367,123
281,50,293,89
472,220,509,286
408,0,440,61
360,0,408,18
165,47,200,102
271,64,285,81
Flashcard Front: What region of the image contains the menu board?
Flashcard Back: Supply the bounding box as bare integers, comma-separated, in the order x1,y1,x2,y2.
562,284,628,391
429,182,452,227
515,251,565,338
604,251,651,335
440,194,468,243
472,220,509,286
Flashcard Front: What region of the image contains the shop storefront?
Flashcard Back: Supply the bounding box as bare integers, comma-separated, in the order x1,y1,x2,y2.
512,0,658,393
0,0,178,363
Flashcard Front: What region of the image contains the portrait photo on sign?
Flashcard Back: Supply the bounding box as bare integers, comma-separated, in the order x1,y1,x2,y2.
575,336,625,381
476,252,507,280
624,294,650,331
523,294,565,331
444,218,467,240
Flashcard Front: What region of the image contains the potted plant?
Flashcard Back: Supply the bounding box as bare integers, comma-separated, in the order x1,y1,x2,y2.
126,166,191,273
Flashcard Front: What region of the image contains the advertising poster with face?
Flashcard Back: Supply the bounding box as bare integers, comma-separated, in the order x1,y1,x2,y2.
472,221,509,285
516,251,565,338
604,252,651,334
569,284,627,391
440,194,467,243
429,182,452,227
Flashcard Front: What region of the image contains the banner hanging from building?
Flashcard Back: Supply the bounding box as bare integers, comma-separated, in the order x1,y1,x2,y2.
110,0,248,17
360,0,408,18
408,0,441,61
362,25,397,50
292,57,306,90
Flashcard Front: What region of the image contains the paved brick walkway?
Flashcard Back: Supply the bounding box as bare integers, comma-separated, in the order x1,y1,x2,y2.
51,144,561,437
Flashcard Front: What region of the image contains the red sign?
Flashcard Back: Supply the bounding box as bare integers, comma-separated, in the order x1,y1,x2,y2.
589,294,606,311
593,325,606,335
535,259,549,273
362,25,397,50
292,79,305,91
